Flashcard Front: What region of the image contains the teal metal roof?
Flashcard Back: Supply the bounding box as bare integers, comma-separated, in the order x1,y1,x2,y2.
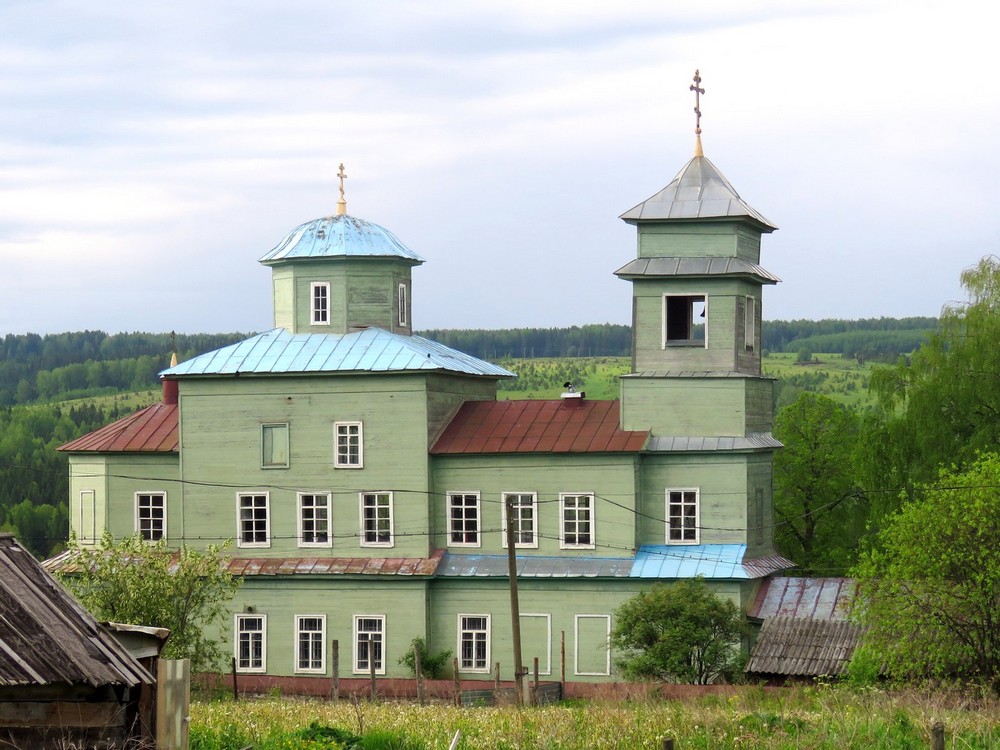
160,328,514,378
438,553,635,578
630,544,792,580
620,155,776,231
259,214,425,265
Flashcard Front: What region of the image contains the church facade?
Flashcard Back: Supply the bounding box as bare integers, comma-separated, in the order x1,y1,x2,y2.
57,118,790,685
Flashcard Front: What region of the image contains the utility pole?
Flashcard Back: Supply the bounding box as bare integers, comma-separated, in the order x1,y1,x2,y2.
505,494,526,705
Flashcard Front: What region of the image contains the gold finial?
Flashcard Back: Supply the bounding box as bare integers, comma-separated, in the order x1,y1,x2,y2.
336,163,348,216
690,70,705,157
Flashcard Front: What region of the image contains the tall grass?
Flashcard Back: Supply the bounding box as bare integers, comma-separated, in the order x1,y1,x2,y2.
191,686,1000,749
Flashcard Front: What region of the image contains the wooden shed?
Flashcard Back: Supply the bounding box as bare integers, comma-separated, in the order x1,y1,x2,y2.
0,533,156,749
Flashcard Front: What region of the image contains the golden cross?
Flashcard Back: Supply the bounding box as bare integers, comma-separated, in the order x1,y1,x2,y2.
336,163,348,215
690,70,705,136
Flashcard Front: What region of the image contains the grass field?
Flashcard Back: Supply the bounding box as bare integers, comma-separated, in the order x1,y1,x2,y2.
189,687,1000,749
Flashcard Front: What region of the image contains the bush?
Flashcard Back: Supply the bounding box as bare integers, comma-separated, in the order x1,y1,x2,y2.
397,637,453,679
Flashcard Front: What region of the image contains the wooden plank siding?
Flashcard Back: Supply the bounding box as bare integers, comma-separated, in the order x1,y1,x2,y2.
636,223,746,259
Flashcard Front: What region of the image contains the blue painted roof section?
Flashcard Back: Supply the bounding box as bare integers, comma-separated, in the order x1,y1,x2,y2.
160,328,514,378
631,544,753,579
259,214,424,264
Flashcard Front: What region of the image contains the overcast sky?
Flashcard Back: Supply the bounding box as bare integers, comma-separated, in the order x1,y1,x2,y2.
1,1,997,336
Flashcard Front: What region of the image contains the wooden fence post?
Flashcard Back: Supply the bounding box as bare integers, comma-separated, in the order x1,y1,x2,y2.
931,722,945,750
494,661,501,692
414,642,425,705
230,657,238,702
453,657,460,707
560,631,566,691
661,738,674,750
532,657,539,706
330,640,339,702
369,643,377,700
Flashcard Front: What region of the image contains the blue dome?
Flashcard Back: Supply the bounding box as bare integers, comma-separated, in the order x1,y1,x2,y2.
259,214,425,265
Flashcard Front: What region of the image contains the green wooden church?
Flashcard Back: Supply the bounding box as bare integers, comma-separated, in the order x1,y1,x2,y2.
56,85,791,688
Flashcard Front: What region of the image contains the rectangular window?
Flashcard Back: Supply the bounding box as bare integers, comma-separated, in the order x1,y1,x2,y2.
237,493,270,548
295,615,326,674
458,614,490,672
667,488,699,544
398,282,407,327
560,493,594,549
574,614,611,676
360,492,393,547
261,423,289,468
448,492,480,547
745,295,756,350
135,492,166,541
235,614,266,673
501,492,538,548
663,294,707,347
311,282,330,325
354,615,384,674
520,613,552,675
79,489,96,545
334,421,363,468
298,492,332,547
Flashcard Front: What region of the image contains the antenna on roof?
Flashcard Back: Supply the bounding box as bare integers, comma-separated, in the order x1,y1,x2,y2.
690,70,705,157
336,163,348,216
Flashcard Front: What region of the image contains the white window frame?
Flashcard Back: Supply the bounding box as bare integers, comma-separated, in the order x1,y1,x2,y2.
520,613,552,676
398,282,408,327
574,614,611,676
311,281,330,325
447,492,481,548
334,421,364,468
261,422,289,469
353,614,385,675
662,293,708,348
500,492,538,549
457,614,491,673
135,491,166,542
744,295,756,350
297,492,332,548
666,488,700,545
359,491,393,547
237,492,270,548
559,492,595,549
294,614,326,674
234,614,267,673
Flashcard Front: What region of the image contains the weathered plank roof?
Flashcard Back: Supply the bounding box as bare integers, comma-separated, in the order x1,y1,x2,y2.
631,545,794,580
747,576,856,621
0,534,153,688
619,154,777,231
259,214,425,265
58,402,178,454
431,399,649,455
161,328,514,379
746,616,865,677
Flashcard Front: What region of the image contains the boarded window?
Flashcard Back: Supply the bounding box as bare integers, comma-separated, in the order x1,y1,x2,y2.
575,614,610,676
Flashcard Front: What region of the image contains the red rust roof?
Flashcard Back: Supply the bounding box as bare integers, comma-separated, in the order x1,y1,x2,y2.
747,576,856,621
58,403,179,454
431,399,648,455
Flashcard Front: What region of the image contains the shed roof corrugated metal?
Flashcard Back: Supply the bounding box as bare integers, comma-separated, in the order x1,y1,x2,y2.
438,553,634,578
614,257,780,284
57,402,178,453
259,214,425,264
630,545,794,580
747,576,856,621
161,328,514,379
619,155,777,230
225,552,443,577
746,617,865,677
3,535,153,688
431,399,649,455
646,433,783,453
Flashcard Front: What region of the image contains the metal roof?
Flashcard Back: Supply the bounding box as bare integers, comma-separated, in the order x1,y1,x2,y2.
259,214,425,265
58,402,178,454
160,328,514,379
620,155,777,231
438,553,635,578
622,370,773,379
2,535,153,688
431,399,649,455
225,552,443,577
646,434,783,453
747,576,856,621
746,617,865,677
614,257,780,284
630,544,794,580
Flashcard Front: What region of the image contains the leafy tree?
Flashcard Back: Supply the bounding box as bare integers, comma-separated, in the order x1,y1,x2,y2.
60,533,241,671
868,256,1000,487
773,393,864,574
610,579,748,684
397,637,453,679
853,453,1000,692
